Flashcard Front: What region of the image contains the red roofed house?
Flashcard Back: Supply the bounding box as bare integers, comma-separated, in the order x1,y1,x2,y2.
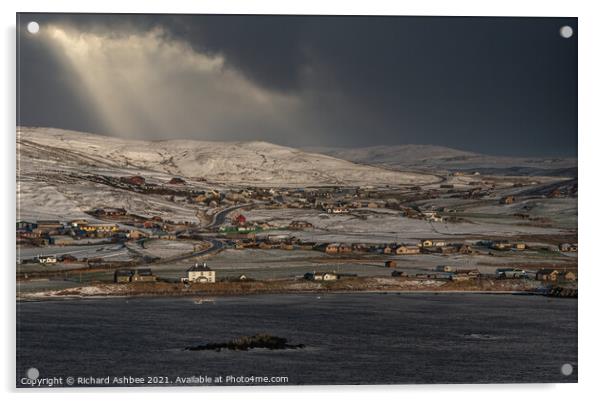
234,214,247,226
122,175,146,186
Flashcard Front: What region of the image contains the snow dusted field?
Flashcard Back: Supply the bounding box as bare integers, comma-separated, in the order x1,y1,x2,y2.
131,239,196,259
241,207,571,244
17,243,130,261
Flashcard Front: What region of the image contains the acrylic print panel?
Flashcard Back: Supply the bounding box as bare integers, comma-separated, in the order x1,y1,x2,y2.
16,13,577,387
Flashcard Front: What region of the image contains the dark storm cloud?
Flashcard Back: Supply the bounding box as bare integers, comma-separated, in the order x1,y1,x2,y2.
17,13,577,156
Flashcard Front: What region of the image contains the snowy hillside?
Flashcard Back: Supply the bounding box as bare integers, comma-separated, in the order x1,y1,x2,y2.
306,145,577,177
17,127,439,186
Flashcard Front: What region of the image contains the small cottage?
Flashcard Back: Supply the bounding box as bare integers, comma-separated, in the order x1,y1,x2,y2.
395,245,421,255
306,272,338,281
536,269,559,281
558,270,577,281
131,268,157,282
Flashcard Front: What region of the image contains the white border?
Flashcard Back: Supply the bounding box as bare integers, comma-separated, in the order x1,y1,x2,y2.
2,1,601,400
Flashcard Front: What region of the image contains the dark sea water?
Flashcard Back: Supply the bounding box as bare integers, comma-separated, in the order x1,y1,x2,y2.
16,293,577,386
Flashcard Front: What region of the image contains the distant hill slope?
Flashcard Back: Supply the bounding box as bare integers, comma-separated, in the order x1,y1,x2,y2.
304,145,577,177
17,127,440,186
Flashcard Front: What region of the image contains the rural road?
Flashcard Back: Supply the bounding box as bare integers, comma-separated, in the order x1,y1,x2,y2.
206,202,257,229
153,238,225,265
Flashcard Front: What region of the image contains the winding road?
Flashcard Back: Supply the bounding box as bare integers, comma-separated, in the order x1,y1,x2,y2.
205,202,256,230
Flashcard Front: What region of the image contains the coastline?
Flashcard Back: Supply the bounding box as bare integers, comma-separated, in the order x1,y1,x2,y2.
16,277,562,301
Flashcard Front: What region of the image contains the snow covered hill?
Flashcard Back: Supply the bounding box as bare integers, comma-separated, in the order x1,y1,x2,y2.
305,145,577,177
17,127,440,186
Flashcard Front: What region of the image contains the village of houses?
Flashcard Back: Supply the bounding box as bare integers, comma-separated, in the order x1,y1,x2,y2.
16,168,578,298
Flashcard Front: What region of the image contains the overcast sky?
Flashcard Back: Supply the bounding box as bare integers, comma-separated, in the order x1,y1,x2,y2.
17,14,577,156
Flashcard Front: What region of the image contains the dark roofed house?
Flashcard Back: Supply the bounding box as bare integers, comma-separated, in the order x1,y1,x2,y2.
59,254,78,263
121,175,146,186
16,221,37,231
558,270,577,281
131,268,157,282
536,268,559,281
114,268,157,283
114,269,134,283
36,220,63,232
234,214,247,226
168,177,186,185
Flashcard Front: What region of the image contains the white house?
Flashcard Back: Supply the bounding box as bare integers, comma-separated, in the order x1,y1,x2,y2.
37,255,57,264
184,262,215,283
313,272,338,281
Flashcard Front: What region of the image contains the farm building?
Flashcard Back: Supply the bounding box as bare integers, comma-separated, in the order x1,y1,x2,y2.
385,260,397,268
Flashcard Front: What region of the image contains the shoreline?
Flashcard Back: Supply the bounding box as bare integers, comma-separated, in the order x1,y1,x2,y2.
16,290,537,302
16,277,575,302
